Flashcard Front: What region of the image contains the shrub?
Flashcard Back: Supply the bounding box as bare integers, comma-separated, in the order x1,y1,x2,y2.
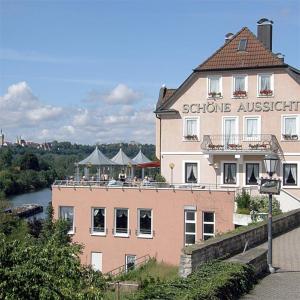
129,260,255,300
235,189,251,210
154,174,166,183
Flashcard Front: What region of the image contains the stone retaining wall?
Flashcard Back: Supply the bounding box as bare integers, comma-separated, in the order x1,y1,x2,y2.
179,209,300,277
227,248,267,277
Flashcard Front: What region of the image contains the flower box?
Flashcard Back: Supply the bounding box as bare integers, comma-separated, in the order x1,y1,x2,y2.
282,134,298,140
208,92,222,98
184,135,198,141
233,90,247,97
259,89,273,96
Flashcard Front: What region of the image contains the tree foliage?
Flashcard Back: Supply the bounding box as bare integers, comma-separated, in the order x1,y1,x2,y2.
0,218,106,299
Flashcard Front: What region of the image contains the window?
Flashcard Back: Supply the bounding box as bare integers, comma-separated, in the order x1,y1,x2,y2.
223,117,238,147
283,163,297,186
138,209,152,237
125,255,136,272
246,163,260,185
185,162,198,183
91,252,102,272
237,39,248,51
114,208,129,236
244,116,260,140
223,163,237,184
59,206,74,234
203,212,215,240
185,210,196,245
91,208,105,235
258,74,273,96
233,75,247,97
184,117,199,140
208,76,222,98
282,115,299,140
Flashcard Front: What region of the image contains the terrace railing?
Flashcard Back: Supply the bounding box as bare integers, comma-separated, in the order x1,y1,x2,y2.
53,180,234,191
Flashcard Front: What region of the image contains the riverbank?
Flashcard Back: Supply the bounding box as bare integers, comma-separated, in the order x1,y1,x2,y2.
9,188,52,219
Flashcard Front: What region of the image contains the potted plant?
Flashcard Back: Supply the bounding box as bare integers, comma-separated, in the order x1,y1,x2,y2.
259,89,273,96
233,90,247,97
208,92,222,98
185,134,198,140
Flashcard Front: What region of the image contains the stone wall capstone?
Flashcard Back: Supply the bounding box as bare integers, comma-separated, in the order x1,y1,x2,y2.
179,208,300,277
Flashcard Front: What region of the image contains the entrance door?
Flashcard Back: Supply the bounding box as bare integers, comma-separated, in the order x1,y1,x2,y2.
91,252,102,272
125,255,136,272
223,117,237,148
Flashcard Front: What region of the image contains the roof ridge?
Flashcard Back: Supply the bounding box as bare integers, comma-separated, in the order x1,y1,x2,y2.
195,27,249,70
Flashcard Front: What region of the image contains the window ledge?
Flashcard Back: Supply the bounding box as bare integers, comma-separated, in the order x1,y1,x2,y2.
257,95,274,98
282,185,299,189
67,231,75,235
137,234,153,239
90,233,106,237
114,234,130,238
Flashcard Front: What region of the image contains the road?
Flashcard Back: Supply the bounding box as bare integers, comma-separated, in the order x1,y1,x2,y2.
242,226,300,300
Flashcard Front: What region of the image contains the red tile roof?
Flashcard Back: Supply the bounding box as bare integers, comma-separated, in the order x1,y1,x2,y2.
195,27,285,71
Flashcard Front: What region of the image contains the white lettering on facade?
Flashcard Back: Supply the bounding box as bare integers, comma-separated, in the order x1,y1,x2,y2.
182,101,300,113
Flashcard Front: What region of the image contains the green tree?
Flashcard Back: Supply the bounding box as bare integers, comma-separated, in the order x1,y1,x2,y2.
0,220,106,299
20,153,40,171
0,148,13,169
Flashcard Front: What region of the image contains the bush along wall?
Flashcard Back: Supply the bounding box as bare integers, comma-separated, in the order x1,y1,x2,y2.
129,260,255,300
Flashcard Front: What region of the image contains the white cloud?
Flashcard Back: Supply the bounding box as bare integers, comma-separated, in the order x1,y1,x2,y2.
0,81,64,127
1,82,155,144
102,84,141,104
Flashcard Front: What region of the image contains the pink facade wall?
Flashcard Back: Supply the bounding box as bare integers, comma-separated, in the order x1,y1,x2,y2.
52,186,235,273
157,69,300,192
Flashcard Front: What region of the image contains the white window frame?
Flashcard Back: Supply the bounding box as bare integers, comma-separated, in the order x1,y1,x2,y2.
114,208,129,237
222,116,239,146
182,116,200,141
182,160,200,184
207,75,222,98
91,207,106,236
243,115,261,141
232,74,248,98
257,73,274,97
125,254,136,272
184,210,196,246
243,161,262,186
202,211,215,240
137,208,153,238
281,161,299,188
221,160,239,186
91,252,102,272
281,114,300,141
59,206,75,235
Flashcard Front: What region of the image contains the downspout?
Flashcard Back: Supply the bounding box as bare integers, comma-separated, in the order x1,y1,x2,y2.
156,113,162,175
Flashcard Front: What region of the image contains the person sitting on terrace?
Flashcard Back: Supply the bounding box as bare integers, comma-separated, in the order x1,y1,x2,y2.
132,176,139,186
118,170,126,182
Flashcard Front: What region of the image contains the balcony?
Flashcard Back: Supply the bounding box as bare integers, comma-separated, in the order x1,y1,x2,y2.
201,134,281,154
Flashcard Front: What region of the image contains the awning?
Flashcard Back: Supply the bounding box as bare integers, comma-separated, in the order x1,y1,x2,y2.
136,161,160,168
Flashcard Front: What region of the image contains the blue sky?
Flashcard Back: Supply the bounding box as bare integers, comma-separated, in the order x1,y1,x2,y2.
0,0,299,144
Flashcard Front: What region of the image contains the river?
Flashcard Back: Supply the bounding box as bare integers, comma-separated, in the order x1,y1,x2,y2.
9,188,52,219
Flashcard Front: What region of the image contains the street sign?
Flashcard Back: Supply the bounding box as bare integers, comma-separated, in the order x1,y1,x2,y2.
260,178,281,195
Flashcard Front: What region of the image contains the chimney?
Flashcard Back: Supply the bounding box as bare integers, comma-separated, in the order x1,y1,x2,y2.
225,33,234,44
257,18,273,51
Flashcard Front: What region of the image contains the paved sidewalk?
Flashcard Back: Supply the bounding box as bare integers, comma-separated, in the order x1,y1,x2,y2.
242,226,300,300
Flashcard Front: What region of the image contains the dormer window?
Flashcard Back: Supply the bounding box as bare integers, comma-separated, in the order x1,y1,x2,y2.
258,73,274,97
208,76,222,98
238,39,248,51
233,75,247,98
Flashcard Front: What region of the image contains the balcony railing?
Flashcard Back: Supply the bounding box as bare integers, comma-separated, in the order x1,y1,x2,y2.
201,134,281,154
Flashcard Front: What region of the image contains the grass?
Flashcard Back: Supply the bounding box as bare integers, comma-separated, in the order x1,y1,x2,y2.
103,259,179,299
114,258,178,282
